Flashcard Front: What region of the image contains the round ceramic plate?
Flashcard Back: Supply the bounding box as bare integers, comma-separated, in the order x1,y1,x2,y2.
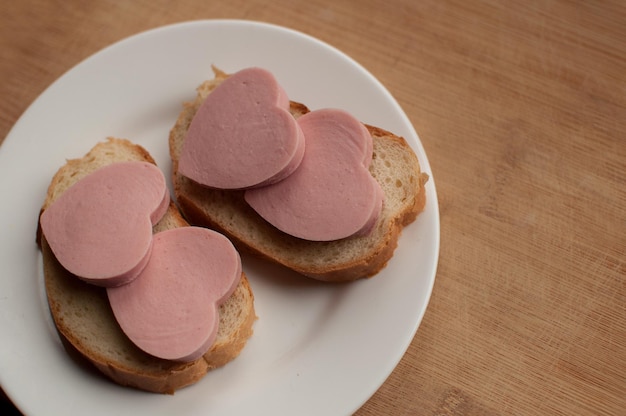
0,20,439,416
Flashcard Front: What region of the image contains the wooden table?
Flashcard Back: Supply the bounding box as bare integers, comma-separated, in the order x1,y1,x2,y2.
2,1,625,415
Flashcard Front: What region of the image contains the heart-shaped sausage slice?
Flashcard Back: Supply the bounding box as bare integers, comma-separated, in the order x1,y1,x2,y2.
107,227,242,362
179,67,305,189
245,109,384,241
40,162,169,287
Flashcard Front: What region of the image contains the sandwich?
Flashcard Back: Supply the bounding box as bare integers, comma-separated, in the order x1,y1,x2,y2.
169,67,429,282
38,138,256,394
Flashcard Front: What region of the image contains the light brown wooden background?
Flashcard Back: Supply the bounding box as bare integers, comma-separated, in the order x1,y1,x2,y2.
1,1,625,415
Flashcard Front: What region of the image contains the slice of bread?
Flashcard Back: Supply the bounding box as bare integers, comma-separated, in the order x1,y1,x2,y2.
39,138,256,394
169,68,429,282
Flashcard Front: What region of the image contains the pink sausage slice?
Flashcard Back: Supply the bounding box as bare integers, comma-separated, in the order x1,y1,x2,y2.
40,162,169,287
179,67,305,189
245,109,384,241
107,227,242,362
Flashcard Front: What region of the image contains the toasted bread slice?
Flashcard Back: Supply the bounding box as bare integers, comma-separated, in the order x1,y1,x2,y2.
169,68,429,282
39,138,256,394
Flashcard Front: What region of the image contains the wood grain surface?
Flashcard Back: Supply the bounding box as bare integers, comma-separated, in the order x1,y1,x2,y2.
1,1,625,415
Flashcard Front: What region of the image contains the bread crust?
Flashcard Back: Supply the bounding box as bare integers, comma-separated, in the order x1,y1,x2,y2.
169,69,428,282
39,138,256,394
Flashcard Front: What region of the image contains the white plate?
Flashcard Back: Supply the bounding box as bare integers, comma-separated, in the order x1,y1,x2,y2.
0,20,439,416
